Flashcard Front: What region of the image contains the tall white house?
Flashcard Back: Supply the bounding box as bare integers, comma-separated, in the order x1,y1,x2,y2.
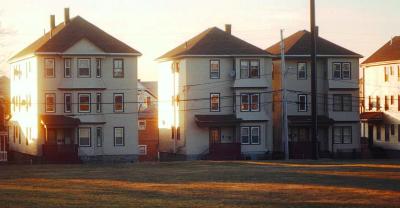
157,25,273,160
267,30,363,158
8,8,141,162
361,36,400,157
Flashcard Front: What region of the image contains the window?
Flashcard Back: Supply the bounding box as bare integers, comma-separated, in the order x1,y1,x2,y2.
297,62,307,79
369,96,373,111
138,120,146,130
333,62,351,80
45,93,56,113
78,128,91,147
78,59,90,77
210,93,220,112
385,125,390,141
376,96,381,111
333,63,341,79
64,58,71,77
377,125,381,141
333,127,352,144
114,127,124,146
210,60,220,79
298,94,307,112
96,58,102,78
44,58,55,78
240,60,260,79
385,67,389,82
342,63,351,79
64,93,72,113
96,93,102,113
385,96,389,111
241,126,260,145
391,95,395,105
78,94,91,113
113,59,124,78
138,145,147,155
240,93,260,112
96,127,103,147
333,94,352,112
114,93,124,112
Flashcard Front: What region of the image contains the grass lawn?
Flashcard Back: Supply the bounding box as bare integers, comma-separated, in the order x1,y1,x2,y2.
0,160,400,208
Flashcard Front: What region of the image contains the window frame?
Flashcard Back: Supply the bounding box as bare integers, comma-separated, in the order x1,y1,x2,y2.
333,126,352,144
113,59,124,78
297,62,307,80
240,59,260,79
332,63,342,80
96,93,102,113
96,127,103,147
241,126,261,145
113,93,124,113
64,93,72,113
138,120,146,130
341,62,351,80
45,93,56,113
209,59,220,79
78,93,91,113
114,127,125,146
78,127,91,147
240,93,260,112
77,58,91,78
298,94,308,112
333,94,352,112
44,58,55,78
96,58,102,78
64,58,72,78
210,93,220,112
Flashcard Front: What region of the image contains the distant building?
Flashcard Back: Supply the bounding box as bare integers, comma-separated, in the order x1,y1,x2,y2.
138,80,158,161
8,8,141,163
157,25,273,160
361,36,400,156
0,97,8,162
267,30,363,158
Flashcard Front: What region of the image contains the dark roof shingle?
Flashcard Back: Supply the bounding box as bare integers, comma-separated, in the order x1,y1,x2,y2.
11,16,141,60
266,30,362,58
158,27,270,60
362,36,400,65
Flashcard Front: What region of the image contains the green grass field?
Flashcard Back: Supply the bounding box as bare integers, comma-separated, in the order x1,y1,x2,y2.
0,160,400,208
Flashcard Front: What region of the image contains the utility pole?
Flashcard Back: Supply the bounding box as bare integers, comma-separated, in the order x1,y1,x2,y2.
280,29,289,160
310,0,319,159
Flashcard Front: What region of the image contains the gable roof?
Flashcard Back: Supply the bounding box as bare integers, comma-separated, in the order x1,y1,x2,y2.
10,16,141,61
158,27,270,60
266,30,362,58
362,36,400,65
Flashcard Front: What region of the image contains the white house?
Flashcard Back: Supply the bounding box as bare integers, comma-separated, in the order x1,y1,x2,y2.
8,8,141,163
361,36,400,157
157,25,273,160
267,30,363,158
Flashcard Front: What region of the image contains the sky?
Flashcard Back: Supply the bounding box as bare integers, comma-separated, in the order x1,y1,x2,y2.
0,0,399,81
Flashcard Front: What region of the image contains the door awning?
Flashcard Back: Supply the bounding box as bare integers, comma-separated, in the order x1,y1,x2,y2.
40,115,81,128
194,114,242,127
288,115,334,127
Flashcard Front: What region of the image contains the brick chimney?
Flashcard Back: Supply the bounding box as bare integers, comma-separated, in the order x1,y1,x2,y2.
225,24,231,35
64,8,70,25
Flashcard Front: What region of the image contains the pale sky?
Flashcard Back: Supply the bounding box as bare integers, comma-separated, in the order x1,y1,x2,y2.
0,0,399,80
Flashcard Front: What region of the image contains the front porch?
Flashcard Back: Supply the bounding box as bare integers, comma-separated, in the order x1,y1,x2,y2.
40,115,81,163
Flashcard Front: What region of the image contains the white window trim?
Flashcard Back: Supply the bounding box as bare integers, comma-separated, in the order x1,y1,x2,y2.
333,63,342,80
64,58,72,78
210,59,220,79
78,94,91,113
44,58,55,78
64,93,72,113
210,93,220,112
113,59,124,78
78,127,91,147
297,62,307,80
138,120,146,130
96,93,102,113
251,126,260,145
114,93,124,113
298,94,307,112
114,127,125,146
45,93,56,113
240,127,250,144
138,145,147,155
96,127,103,147
96,58,102,78
77,58,91,78
342,63,351,80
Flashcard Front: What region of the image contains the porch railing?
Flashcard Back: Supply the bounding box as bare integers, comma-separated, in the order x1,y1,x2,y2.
0,151,7,162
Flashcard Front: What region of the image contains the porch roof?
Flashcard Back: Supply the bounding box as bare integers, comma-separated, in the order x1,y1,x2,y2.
40,115,81,128
360,112,383,122
194,114,242,127
288,115,334,126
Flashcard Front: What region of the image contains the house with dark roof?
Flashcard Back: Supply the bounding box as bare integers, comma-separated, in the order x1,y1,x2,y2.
8,8,141,163
361,36,400,156
157,25,273,160
267,29,362,158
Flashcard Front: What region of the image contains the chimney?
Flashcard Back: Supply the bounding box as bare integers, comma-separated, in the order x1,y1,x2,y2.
225,24,232,35
64,8,70,25
50,15,55,30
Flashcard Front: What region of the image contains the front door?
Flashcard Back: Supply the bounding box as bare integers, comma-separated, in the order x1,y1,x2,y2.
210,128,221,144
368,124,374,147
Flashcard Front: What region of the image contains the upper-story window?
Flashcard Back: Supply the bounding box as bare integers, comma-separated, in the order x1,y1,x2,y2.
113,59,124,78
240,60,260,79
210,93,220,112
298,94,307,112
64,93,72,113
44,58,55,78
64,58,71,78
297,62,307,80
78,93,91,113
114,93,124,112
384,66,389,82
333,62,351,80
45,93,56,113
96,58,102,78
240,93,260,112
333,94,352,112
96,93,102,113
210,60,220,79
78,59,91,77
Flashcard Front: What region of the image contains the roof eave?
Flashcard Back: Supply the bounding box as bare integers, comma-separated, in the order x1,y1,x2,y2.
269,54,363,58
